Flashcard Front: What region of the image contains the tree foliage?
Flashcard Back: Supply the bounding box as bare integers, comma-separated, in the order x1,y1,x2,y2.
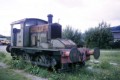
84,22,113,49
110,40,120,48
62,26,83,47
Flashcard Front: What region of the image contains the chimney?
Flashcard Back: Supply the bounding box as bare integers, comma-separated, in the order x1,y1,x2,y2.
47,14,53,24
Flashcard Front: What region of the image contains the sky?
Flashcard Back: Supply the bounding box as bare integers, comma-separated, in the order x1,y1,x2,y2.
0,0,120,36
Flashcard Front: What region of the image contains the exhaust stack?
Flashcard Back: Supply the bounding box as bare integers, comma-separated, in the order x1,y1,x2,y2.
47,14,53,42
47,14,53,24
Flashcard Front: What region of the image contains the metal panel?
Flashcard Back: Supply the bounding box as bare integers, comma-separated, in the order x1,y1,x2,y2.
51,39,65,48
21,24,24,47
30,24,48,33
39,43,49,49
11,25,13,46
16,32,22,46
37,33,48,47
31,34,37,46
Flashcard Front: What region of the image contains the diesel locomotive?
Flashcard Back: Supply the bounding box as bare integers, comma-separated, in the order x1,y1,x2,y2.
6,14,100,71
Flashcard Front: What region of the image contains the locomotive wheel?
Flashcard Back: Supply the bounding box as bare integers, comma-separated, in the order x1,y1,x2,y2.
11,52,18,60
35,55,56,67
22,53,31,62
35,55,50,67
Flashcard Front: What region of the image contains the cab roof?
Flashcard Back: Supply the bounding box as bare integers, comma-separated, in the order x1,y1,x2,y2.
11,18,48,25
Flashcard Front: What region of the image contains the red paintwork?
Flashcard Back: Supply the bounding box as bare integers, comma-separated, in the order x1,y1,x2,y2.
61,48,91,64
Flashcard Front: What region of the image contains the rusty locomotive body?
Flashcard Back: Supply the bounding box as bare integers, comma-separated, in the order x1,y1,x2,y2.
6,14,100,71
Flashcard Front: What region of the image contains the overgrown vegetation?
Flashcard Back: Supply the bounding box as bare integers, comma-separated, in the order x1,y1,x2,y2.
0,50,120,80
62,22,119,49
110,40,120,48
84,22,113,48
62,26,84,47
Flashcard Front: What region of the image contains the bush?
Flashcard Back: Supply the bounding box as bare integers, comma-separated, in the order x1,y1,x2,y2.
110,40,120,49
62,26,84,47
84,22,113,49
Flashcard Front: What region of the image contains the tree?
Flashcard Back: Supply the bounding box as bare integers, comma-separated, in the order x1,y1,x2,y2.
62,26,84,47
84,22,113,49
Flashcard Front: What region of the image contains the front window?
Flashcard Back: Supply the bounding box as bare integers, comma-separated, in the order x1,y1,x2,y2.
13,24,21,29
25,20,37,26
12,24,21,33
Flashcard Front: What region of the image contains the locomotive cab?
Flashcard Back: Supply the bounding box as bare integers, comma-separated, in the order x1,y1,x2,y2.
11,18,48,47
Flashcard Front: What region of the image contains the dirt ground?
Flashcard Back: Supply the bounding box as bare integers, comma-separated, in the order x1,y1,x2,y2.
0,62,48,80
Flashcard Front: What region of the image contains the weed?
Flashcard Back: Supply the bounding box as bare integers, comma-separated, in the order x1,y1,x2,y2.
0,52,6,60
99,60,111,69
9,59,26,69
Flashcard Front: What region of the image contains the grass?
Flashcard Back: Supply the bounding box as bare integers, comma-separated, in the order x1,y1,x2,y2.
0,68,30,80
0,50,120,80
0,52,6,60
99,50,120,64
